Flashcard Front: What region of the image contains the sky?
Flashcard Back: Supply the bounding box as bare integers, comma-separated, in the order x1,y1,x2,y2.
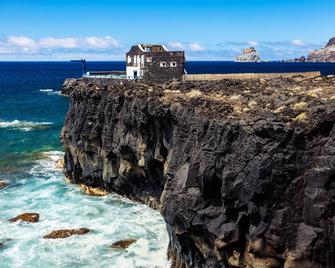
0,0,334,61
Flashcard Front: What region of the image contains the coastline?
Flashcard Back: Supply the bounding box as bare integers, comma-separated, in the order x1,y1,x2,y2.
60,76,335,267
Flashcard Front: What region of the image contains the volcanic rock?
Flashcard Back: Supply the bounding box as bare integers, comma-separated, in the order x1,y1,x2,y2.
0,239,12,250
0,181,8,190
55,158,64,170
80,184,109,196
9,213,39,223
43,228,90,239
236,47,261,62
61,77,335,267
110,238,137,249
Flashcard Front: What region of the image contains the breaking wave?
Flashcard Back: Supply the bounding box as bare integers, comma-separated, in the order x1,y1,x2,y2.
0,120,53,131
39,89,61,95
0,151,170,268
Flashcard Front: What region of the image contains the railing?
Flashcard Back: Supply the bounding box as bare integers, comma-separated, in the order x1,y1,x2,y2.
84,71,127,79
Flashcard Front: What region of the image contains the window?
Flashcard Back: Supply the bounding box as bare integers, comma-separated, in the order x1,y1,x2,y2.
127,56,132,63
170,62,177,67
146,57,152,63
160,62,166,67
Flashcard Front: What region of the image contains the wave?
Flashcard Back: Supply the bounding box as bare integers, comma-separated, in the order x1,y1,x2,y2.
2,149,170,268
39,89,61,95
29,150,64,176
0,119,53,131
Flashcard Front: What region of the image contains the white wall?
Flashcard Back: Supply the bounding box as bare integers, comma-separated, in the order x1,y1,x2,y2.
126,66,142,79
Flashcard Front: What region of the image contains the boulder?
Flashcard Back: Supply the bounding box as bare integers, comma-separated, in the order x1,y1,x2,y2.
55,158,64,170
80,184,109,196
43,228,90,239
110,239,137,249
0,181,8,190
0,239,12,250
9,213,39,223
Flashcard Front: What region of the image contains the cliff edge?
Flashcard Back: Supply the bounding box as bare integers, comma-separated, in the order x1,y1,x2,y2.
61,76,335,268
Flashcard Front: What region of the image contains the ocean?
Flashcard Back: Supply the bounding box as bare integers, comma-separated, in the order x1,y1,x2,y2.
0,61,335,268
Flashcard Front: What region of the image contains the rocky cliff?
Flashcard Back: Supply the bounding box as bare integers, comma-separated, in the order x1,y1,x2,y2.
236,47,261,62
61,76,335,268
307,37,335,62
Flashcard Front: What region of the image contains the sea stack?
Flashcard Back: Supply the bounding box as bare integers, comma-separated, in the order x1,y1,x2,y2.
236,47,261,62
307,37,335,62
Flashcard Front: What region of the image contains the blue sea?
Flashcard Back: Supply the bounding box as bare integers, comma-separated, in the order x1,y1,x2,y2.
0,61,335,268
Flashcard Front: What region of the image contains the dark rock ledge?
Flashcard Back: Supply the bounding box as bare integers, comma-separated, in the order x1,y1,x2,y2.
61,77,335,268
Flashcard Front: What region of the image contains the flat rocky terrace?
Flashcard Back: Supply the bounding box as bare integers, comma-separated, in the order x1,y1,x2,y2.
63,75,335,123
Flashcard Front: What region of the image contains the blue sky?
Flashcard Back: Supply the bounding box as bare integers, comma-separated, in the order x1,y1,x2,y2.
0,0,334,60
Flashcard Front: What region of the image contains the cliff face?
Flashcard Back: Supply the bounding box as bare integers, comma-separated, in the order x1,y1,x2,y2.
307,37,335,62
236,47,261,62
61,77,335,268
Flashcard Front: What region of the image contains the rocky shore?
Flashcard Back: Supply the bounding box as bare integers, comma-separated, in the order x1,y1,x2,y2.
61,76,335,268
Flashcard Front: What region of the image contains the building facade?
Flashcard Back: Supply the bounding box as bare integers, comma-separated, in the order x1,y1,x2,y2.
126,44,185,83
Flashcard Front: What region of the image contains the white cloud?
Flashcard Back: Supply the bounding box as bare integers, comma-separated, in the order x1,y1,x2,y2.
2,35,120,51
168,41,185,50
0,35,122,59
292,39,305,47
39,37,78,48
7,36,36,49
188,42,204,51
84,36,119,48
0,36,322,61
248,40,258,46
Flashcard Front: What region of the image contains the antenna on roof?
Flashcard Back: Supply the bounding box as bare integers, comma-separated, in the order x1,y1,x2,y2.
70,59,86,76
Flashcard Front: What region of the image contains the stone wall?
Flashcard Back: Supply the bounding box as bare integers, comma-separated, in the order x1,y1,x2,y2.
184,71,321,81
143,51,185,84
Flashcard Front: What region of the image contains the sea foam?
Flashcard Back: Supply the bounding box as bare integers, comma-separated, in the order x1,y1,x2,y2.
0,120,53,131
39,89,61,95
0,151,170,268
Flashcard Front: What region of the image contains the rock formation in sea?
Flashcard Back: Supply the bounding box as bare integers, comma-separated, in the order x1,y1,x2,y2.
236,47,261,62
110,238,137,249
0,180,8,190
9,213,40,223
61,76,335,268
307,37,335,62
43,228,90,239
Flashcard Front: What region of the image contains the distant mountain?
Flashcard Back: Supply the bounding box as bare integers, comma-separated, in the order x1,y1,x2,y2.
325,37,335,47
307,37,335,62
235,47,261,62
